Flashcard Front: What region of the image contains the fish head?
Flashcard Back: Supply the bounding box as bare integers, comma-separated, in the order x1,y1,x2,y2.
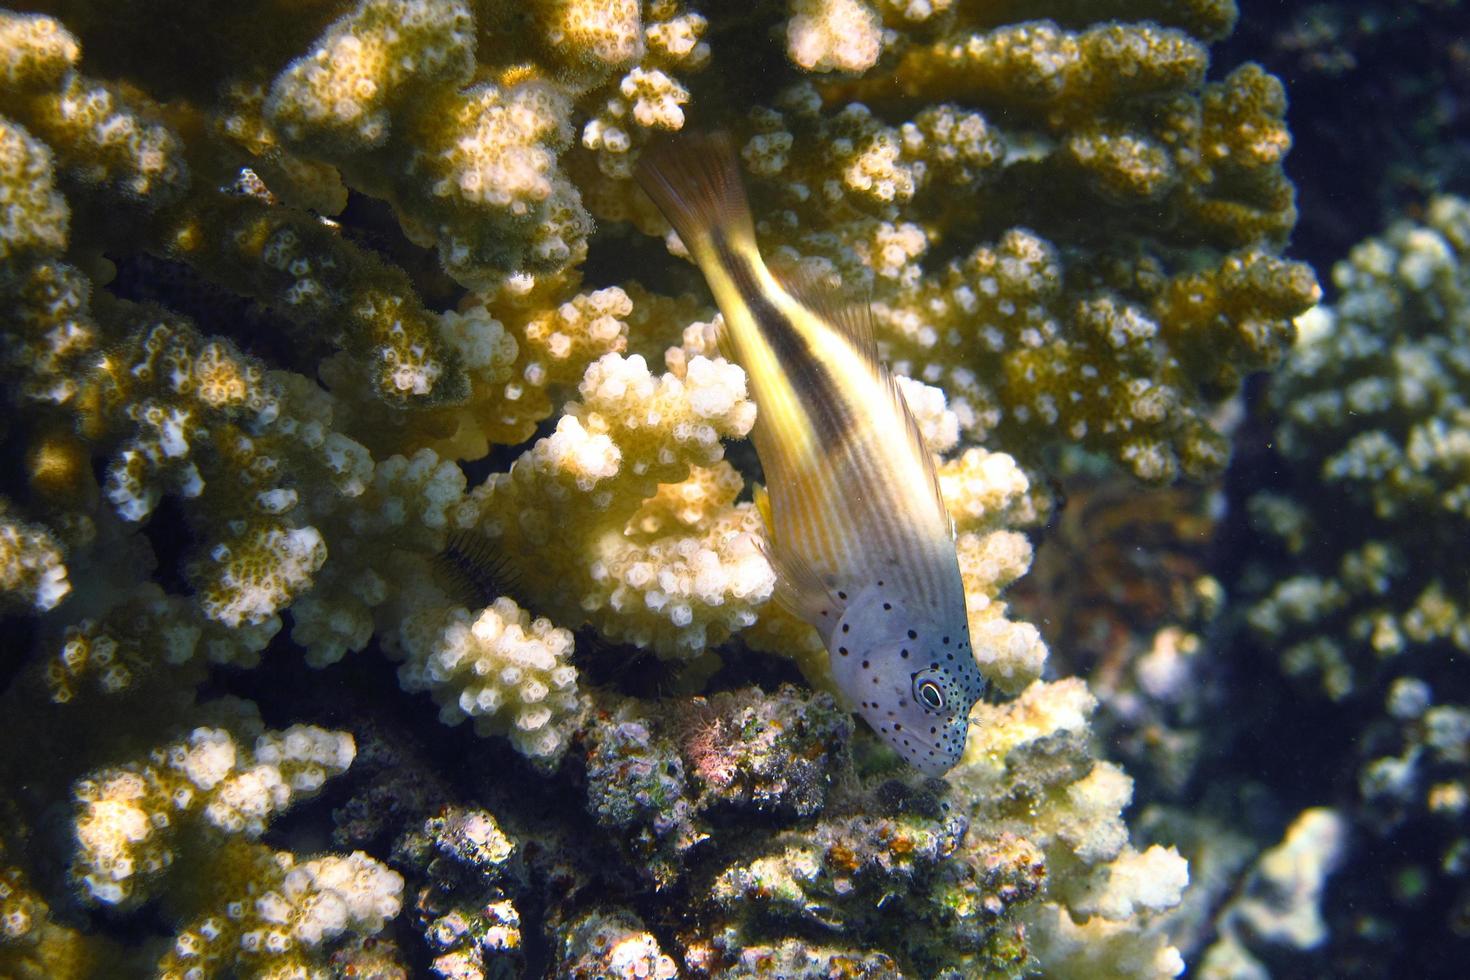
827,587,985,775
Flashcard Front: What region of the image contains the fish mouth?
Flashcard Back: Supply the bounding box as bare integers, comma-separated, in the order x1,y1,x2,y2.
902,731,953,762
907,735,962,776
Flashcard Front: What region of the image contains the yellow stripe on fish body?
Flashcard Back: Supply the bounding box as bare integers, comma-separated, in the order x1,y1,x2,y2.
637,133,986,775
701,236,950,591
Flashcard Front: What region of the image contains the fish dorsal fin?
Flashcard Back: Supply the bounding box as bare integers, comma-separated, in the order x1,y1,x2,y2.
753,482,847,632
773,263,880,370
888,373,956,540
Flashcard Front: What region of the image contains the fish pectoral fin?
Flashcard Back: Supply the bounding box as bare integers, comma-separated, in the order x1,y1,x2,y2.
752,488,844,628
772,262,879,370
768,544,843,629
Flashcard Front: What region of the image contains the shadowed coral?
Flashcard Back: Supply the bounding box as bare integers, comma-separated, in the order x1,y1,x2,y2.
581,697,701,885
1236,196,1470,951
155,838,402,980
341,281,635,459
1198,807,1348,977
390,805,525,980
1,826,106,980
1249,198,1470,692
555,906,679,980
0,116,67,262
579,685,852,886
0,503,70,612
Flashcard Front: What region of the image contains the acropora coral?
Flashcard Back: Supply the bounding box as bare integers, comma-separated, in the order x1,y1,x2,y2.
0,0,1318,974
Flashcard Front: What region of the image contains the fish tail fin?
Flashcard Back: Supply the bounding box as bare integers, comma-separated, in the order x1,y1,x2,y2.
636,131,756,261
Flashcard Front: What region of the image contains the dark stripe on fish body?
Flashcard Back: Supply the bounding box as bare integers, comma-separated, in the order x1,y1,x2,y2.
716,242,854,450
715,246,947,604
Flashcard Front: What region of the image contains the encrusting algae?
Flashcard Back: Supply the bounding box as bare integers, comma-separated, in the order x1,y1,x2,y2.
0,0,1320,976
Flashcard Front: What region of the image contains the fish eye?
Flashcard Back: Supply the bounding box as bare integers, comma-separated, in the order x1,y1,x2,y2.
915,678,946,711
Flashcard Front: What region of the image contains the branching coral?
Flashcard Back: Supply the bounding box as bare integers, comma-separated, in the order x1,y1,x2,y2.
715,11,1320,485
155,839,403,980
1249,198,1470,694
0,831,103,980
0,502,70,612
554,906,680,980
398,596,586,764
390,805,524,980
955,679,1191,978
1198,807,1349,978
464,348,767,661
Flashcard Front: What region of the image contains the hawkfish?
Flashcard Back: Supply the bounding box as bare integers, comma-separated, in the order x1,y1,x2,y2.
636,133,984,775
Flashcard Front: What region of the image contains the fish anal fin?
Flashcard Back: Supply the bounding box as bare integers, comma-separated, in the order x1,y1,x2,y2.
772,261,880,370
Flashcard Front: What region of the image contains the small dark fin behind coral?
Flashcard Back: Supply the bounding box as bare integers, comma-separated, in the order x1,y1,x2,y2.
635,131,756,258
432,529,517,609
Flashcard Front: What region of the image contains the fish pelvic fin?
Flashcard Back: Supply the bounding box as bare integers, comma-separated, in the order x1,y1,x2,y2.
636,131,756,261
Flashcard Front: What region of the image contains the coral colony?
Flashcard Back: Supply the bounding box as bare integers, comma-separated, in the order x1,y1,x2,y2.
2,0,1398,978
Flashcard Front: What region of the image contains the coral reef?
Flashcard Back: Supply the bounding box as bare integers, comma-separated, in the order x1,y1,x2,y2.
0,0,1321,975
0,828,103,980
554,907,679,980
391,805,525,980
1248,198,1470,699
1012,465,1227,798
1228,196,1470,972
580,684,851,885
72,723,356,906
728,13,1320,485
398,595,587,764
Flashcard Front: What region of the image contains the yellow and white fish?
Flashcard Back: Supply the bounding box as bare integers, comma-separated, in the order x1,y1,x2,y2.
637,133,983,775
